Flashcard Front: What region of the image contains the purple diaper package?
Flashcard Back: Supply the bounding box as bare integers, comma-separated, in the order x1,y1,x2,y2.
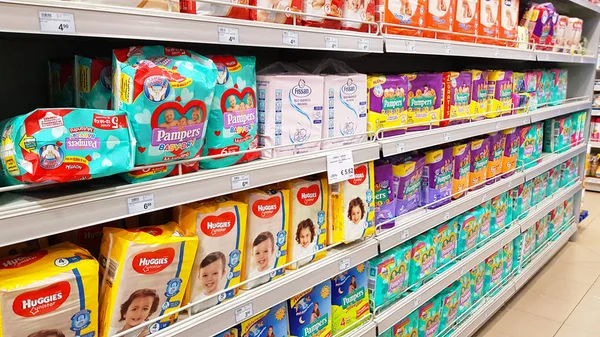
367,75,409,137
406,73,443,131
393,155,425,216
421,147,454,209
375,160,397,229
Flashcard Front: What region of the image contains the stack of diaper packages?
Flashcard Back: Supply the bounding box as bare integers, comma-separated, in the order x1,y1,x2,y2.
288,280,332,337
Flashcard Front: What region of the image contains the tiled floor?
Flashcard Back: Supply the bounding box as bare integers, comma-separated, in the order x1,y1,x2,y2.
474,191,600,337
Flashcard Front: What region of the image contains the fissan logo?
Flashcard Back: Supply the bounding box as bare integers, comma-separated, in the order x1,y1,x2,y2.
200,212,236,237
0,250,48,269
291,79,312,97
349,165,367,186
13,281,70,317
132,248,175,274
297,185,320,206
252,197,281,219
342,79,358,94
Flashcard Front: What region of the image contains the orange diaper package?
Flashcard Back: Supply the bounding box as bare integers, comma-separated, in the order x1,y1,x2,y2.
180,0,250,20
302,0,343,29
450,0,478,42
426,0,455,39
478,0,500,44
498,0,518,46
379,0,427,36
250,0,303,24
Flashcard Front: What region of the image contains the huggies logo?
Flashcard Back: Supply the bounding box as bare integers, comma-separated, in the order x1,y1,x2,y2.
291,79,312,97
349,165,367,186
132,248,175,274
200,212,236,237
297,185,321,206
252,197,281,219
13,281,70,317
0,250,48,269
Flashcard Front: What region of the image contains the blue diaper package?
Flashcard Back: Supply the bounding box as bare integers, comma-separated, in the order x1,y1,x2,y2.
74,55,112,109
240,302,288,337
331,263,370,335
217,327,240,337
289,280,332,337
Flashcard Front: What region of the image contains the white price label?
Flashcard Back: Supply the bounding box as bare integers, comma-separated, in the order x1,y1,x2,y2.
496,122,501,130
396,142,406,153
39,12,76,33
460,267,467,275
231,174,250,190
283,31,299,46
523,117,529,125
234,303,254,323
327,151,355,184
218,26,239,44
482,193,488,202
127,194,155,214
443,133,451,142
529,53,535,60
401,229,410,239
339,257,351,271
406,41,416,51
444,211,450,221
326,36,339,49
444,44,452,54
413,297,421,308
358,38,370,50
494,48,499,57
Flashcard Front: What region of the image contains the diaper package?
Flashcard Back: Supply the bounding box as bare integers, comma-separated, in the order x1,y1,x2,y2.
426,0,454,39
74,56,112,109
452,142,471,199
518,124,540,168
470,261,485,303
457,274,471,316
532,172,549,206
498,0,518,46
375,161,396,228
328,162,375,243
341,0,376,31
203,55,259,168
483,249,504,295
379,310,418,337
535,215,549,248
552,15,569,51
487,70,513,118
432,218,458,270
547,164,561,197
331,263,370,335
288,280,332,337
173,198,246,313
537,70,551,106
520,3,556,49
522,226,536,262
543,116,571,153
250,0,302,24
501,127,519,177
393,154,425,216
572,111,586,145
284,178,328,268
417,297,441,337
457,210,481,255
442,71,472,126
379,0,427,36
180,0,250,19
98,223,198,337
421,147,454,209
236,189,290,289
490,192,508,233
478,0,499,44
367,242,411,309
48,60,74,108
502,241,514,279
469,138,490,189
549,69,567,105
564,197,574,223
438,281,461,332
0,242,98,337
564,17,583,53
409,233,437,286
240,302,289,337
487,132,506,183
549,203,565,235
477,201,492,242
451,0,478,42
302,0,343,29
0,108,135,185
257,73,323,159
405,73,443,131
216,326,240,337
469,70,489,120
367,75,408,137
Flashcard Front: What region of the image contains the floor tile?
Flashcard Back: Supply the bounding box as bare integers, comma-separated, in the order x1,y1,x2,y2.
564,303,600,334
485,309,561,337
509,288,579,322
554,324,600,337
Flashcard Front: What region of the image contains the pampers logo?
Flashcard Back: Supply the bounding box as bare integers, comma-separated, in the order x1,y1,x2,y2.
144,75,171,103
132,248,175,274
153,125,203,144
200,212,237,237
0,250,48,269
291,79,312,97
13,281,70,317
342,79,358,95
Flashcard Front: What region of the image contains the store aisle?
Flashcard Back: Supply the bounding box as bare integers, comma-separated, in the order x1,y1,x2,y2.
474,191,600,337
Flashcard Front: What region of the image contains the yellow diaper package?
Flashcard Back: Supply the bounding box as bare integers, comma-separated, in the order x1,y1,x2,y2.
235,188,290,289
174,198,247,314
328,162,375,244
98,222,198,337
0,242,98,337
282,178,328,269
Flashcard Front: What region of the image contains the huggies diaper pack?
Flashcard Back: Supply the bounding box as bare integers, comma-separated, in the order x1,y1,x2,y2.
432,218,458,270
173,198,246,314
321,74,368,150
74,56,112,110
457,210,480,255
50,220,124,258
421,147,453,209
438,282,461,332
498,0,519,46
452,142,471,199
341,0,376,31
331,263,370,334
535,215,549,248
288,280,332,337
393,155,424,216
469,138,490,190
451,0,479,42
457,274,471,316
0,108,135,185
98,223,197,337
375,161,396,229
48,60,74,108
490,192,508,233
302,0,343,29
283,178,328,268
469,70,489,120
501,127,519,177
379,310,418,337
240,302,289,337
367,75,408,137
203,56,259,168
0,243,98,337
487,70,513,118
180,0,250,19
477,201,492,242
478,0,499,45
470,261,485,303
502,241,514,279
236,189,290,289
250,0,302,24
379,0,427,36
257,74,323,159
425,0,454,39
543,116,571,153
328,162,375,243
483,249,504,295
417,297,441,337
409,233,437,286
0,238,49,259
442,71,472,126
367,242,411,309
405,73,443,131
487,132,506,183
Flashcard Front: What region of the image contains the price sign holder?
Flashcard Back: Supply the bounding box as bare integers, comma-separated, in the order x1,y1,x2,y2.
326,151,355,184
39,12,76,33
128,194,155,214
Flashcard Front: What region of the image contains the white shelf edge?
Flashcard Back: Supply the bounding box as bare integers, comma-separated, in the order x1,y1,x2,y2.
524,144,587,180
338,321,378,337
519,183,582,232
592,109,600,117
594,84,600,91
585,177,600,191
588,141,600,148
529,100,592,123
567,0,600,14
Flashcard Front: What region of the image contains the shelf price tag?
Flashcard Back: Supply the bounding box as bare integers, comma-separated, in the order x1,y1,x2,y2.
39,12,76,33
326,36,339,49
396,142,406,153
401,229,410,239
358,38,370,51
413,297,421,308
444,211,450,221
283,31,299,46
443,133,451,142
444,44,452,54
405,40,416,51
127,194,155,214
339,257,351,271
494,48,500,57
218,26,239,44
327,151,355,184
231,174,250,190
235,303,254,323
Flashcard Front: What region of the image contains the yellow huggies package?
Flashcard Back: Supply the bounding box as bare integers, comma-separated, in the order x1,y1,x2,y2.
283,178,328,269
98,222,198,337
328,162,375,244
174,198,247,314
235,189,290,289
0,242,99,337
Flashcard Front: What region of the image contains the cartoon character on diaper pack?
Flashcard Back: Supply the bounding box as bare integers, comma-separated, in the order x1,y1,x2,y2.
381,310,418,337
405,73,443,131
483,250,504,295
432,218,458,270
417,297,441,337
75,56,112,110
409,233,437,286
421,147,453,209
251,0,302,24
452,143,471,199
331,263,370,334
457,274,471,316
469,70,489,120
469,138,489,190
442,72,472,125
438,282,461,332
240,302,289,337
367,242,411,309
367,75,408,137
487,71,513,118
288,281,332,337
470,262,485,303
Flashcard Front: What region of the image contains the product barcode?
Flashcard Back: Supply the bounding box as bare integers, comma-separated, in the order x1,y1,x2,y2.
129,197,140,203
107,258,119,281
330,182,341,194
41,13,52,18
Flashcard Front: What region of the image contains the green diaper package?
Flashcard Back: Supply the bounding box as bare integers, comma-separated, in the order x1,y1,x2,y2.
457,274,472,317
438,282,461,333
457,210,481,255
477,201,492,243
378,310,419,337
490,193,508,233
502,241,514,280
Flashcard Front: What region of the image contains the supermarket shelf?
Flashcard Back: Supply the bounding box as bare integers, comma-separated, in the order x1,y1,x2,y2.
595,84,600,91
0,0,384,53
585,177,600,191
535,50,596,63
592,109,600,117
152,239,379,337
566,0,600,14
529,100,592,123
589,141,600,148
376,172,525,253
519,183,582,232
375,225,521,333
0,142,380,247
340,321,378,337
524,144,587,180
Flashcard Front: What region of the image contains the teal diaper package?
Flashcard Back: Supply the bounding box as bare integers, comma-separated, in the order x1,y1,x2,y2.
532,172,549,206
470,262,485,303
48,60,75,107
512,236,522,271
367,243,411,309
564,197,574,223
518,125,540,168
432,218,458,271
568,156,579,184
409,233,437,286
511,181,532,219
522,227,536,263
457,211,481,255
507,189,514,225
477,201,492,243
379,310,419,337
535,215,549,248
490,192,508,233
502,241,514,280
417,297,442,337
331,263,370,335
543,116,571,153
74,55,112,109
483,249,504,295
547,164,561,197
0,108,135,185
240,302,288,337
457,274,472,317
549,203,565,236
438,282,461,333
289,280,332,337
560,159,573,187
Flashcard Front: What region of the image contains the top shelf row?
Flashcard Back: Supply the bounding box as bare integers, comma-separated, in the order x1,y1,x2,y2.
0,0,598,61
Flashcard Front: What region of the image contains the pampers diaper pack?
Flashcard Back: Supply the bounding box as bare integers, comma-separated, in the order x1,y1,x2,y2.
421,147,453,209
98,223,198,337
469,138,490,189
328,162,375,243
284,178,328,268
203,56,259,168
74,56,112,109
442,71,472,126
477,201,492,242
0,242,98,337
240,302,289,337
367,75,408,137
457,210,480,255
367,242,411,309
432,218,458,270
375,160,396,228
501,127,519,176
487,70,513,118
405,73,443,131
438,282,461,332
173,198,246,313
236,189,290,289
379,310,418,337
490,192,508,233
457,273,471,316
518,124,540,168
487,132,506,183
417,297,441,337
409,233,437,286
452,142,471,199
331,263,370,334
502,241,514,279
483,249,504,294
49,60,75,107
543,116,571,153
257,74,323,159
302,0,343,29
469,70,489,120
470,262,485,303
289,280,332,337
393,154,424,216
0,108,135,185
